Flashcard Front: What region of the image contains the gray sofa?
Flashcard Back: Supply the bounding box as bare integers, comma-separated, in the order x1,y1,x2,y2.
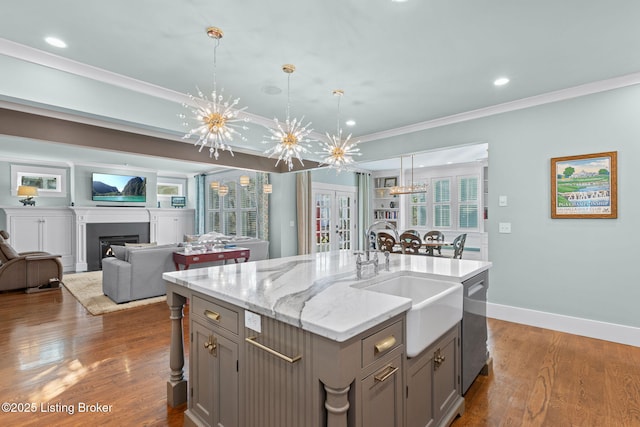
102,238,270,304
102,243,179,303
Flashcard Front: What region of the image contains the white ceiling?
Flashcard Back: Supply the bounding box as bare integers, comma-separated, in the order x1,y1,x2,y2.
1,1,640,173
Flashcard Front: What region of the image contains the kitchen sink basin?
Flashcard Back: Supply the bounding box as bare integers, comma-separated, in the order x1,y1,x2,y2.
361,274,463,357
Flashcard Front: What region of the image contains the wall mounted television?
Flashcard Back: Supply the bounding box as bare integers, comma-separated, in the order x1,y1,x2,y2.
92,173,146,203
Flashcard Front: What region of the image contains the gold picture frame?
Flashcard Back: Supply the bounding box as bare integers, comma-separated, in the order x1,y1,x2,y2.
551,151,617,219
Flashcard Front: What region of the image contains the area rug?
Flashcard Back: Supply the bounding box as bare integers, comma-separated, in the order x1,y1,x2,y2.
62,271,166,315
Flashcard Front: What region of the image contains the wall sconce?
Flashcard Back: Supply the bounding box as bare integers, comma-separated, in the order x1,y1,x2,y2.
239,175,250,187
17,185,38,206
263,184,273,194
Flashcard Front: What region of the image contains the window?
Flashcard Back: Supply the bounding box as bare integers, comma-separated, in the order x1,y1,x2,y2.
157,182,183,198
458,176,479,229
433,178,451,228
207,174,258,237
408,191,428,227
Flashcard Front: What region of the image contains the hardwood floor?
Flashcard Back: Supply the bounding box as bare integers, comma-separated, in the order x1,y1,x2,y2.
1,286,638,426
453,319,640,427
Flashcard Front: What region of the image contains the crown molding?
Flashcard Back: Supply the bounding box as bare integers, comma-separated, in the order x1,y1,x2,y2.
357,71,640,143
0,38,275,129
4,37,640,149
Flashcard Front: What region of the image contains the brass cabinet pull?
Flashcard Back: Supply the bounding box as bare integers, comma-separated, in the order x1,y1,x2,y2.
204,309,221,321
434,348,446,370
374,335,396,354
245,336,302,364
374,365,399,383
203,335,217,356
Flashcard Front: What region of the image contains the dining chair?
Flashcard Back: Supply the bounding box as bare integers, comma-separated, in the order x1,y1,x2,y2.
398,231,422,255
423,230,445,255
377,232,402,253
447,233,467,259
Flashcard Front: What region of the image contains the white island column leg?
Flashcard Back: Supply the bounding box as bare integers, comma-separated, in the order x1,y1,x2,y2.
167,289,187,407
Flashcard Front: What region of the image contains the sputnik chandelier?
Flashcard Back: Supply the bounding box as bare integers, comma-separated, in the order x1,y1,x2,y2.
263,64,316,171
318,90,361,171
179,26,249,160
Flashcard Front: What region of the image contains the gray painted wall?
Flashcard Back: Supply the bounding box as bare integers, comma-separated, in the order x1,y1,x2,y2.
358,85,639,329
2,83,636,330
0,158,190,209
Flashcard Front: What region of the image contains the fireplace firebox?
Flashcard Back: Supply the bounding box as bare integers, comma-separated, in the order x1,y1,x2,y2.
86,222,150,271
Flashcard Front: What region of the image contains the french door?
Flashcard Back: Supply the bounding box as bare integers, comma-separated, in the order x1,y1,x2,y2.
312,185,357,253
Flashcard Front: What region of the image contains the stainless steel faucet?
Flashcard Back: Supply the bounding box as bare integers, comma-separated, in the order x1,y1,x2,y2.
356,219,396,279
364,220,398,261
356,251,378,279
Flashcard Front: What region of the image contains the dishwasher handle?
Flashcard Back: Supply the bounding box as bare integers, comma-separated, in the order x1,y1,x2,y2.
467,281,485,297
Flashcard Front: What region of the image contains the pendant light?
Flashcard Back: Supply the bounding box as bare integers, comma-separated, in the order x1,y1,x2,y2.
263,64,316,171
318,89,361,171
179,26,249,160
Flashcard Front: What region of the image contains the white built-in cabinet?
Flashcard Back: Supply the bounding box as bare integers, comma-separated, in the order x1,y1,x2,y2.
0,207,74,272
151,209,195,245
1,207,196,273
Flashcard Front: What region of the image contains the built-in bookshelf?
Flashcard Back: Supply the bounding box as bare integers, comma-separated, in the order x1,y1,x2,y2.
373,175,400,227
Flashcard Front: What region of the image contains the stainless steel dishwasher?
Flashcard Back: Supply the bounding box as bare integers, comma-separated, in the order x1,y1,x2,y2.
461,270,489,394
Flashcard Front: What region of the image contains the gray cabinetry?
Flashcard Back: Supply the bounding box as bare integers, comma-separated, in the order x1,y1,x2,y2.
361,352,404,427
358,319,405,427
406,325,462,427
187,296,240,427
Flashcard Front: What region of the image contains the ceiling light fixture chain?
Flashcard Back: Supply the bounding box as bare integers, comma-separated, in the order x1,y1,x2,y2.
179,26,249,161
263,63,316,171
389,154,428,195
318,89,362,171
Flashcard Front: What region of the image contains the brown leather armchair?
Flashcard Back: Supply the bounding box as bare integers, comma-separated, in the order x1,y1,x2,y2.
0,230,63,292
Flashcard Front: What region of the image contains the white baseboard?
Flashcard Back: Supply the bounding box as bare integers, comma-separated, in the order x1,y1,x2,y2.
487,302,640,348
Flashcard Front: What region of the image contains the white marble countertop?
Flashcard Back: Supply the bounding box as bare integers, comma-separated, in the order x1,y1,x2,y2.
163,250,492,342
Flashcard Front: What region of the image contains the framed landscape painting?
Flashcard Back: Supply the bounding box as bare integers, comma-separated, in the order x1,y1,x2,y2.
551,151,617,219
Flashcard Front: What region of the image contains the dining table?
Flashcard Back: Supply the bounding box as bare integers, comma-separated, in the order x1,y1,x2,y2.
420,240,452,256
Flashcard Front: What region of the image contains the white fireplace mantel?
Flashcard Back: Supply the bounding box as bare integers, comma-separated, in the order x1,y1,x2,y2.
71,207,152,271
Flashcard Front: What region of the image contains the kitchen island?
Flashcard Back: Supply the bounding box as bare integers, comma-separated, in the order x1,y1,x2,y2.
163,250,491,427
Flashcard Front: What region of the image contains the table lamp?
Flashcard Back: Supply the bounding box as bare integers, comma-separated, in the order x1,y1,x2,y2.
17,185,38,206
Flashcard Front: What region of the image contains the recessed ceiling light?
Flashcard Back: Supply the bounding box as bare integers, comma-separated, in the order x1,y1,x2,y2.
261,85,282,95
345,119,356,127
494,77,510,86
45,36,67,48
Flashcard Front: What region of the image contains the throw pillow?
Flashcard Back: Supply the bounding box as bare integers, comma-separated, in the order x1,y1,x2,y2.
111,245,127,260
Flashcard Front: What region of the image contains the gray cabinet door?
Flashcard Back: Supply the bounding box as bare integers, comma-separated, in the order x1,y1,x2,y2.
191,319,239,427
406,351,435,427
361,353,404,427
432,328,460,422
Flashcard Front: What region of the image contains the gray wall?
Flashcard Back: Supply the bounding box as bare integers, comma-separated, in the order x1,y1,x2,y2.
357,85,639,329
2,83,637,330
0,156,190,208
